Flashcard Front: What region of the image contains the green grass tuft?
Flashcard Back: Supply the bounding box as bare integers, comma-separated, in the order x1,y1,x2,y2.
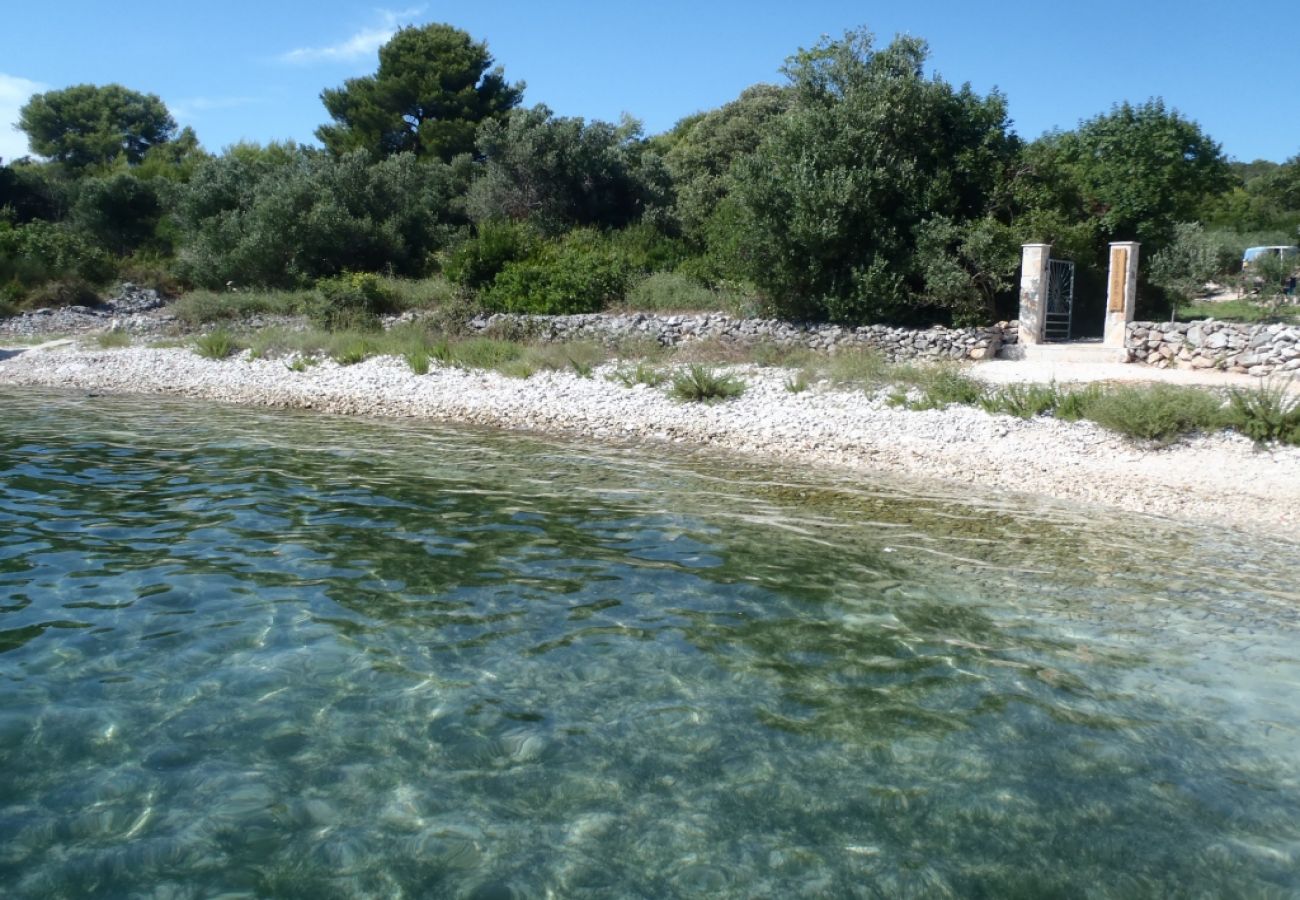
194,330,241,360
1227,380,1300,445
670,365,746,402
95,330,130,349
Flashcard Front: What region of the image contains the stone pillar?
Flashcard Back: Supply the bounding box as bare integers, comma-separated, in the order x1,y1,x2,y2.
1017,243,1051,346
1104,242,1140,347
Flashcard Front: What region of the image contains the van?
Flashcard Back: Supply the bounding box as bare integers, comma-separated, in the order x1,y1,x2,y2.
1242,245,1300,271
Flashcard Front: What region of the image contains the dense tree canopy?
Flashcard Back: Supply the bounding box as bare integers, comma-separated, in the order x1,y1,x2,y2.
727,30,1019,323
316,23,523,162
1047,100,1231,248
467,106,668,234
18,84,177,170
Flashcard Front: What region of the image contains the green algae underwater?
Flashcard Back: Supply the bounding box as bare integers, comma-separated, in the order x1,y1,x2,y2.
1,388,1298,898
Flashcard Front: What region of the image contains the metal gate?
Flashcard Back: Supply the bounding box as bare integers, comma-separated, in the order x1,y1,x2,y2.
1044,259,1075,342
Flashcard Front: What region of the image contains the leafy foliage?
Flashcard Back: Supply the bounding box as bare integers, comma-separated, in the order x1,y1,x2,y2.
467,106,669,234
175,147,458,287
18,84,177,170
1227,381,1300,445
669,365,746,402
484,229,632,314
307,272,401,330
317,23,523,162
727,30,1018,324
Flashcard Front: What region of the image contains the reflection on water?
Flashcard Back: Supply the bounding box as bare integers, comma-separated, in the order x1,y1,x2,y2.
1,389,1298,898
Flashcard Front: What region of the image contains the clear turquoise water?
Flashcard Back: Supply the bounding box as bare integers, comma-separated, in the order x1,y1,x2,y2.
1,389,1299,898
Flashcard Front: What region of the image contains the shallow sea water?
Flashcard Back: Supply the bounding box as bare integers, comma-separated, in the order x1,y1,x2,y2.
1,388,1299,898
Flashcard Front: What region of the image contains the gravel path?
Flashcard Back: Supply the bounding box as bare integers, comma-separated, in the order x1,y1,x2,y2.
3,341,1298,539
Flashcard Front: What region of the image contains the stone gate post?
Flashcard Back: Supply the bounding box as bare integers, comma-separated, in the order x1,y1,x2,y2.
1018,243,1051,346
1104,242,1140,347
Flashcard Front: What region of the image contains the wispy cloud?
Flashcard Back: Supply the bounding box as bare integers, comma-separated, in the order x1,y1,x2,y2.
278,7,425,65
0,73,47,162
170,95,263,121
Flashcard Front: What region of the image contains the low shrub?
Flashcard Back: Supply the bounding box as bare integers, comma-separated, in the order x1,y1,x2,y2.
609,362,667,388
670,365,746,402
901,366,988,410
485,229,632,315
331,336,374,366
404,349,431,375
195,330,240,359
784,371,812,393
444,221,540,291
979,383,1062,419
1079,384,1227,444
1227,381,1300,445
447,337,524,370
171,288,310,325
95,330,131,349
307,272,400,330
624,271,719,312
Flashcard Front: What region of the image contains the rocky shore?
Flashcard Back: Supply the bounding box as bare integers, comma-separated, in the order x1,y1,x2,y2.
2,340,1297,538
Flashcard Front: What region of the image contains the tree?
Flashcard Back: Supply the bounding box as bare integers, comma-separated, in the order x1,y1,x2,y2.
661,84,791,241
1147,222,1219,321
176,146,461,287
727,29,1018,324
316,23,523,162
1049,100,1230,250
466,106,667,234
18,84,177,170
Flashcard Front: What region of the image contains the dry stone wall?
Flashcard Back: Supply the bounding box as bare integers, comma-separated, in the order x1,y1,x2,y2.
463,312,1007,361
1126,321,1300,376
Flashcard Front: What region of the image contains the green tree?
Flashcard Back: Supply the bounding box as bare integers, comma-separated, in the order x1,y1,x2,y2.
660,84,791,241
175,146,460,287
17,84,177,170
727,29,1018,324
1048,100,1231,250
1147,222,1219,321
466,106,668,234
316,23,523,162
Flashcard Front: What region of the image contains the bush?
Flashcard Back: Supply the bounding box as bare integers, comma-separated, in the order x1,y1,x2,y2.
670,364,746,402
95,330,130,349
195,330,240,359
898,366,988,410
1079,384,1227,444
609,362,667,388
307,272,399,330
485,229,632,314
624,271,720,312
0,221,116,303
1227,381,1300,445
444,221,540,290
979,382,1062,419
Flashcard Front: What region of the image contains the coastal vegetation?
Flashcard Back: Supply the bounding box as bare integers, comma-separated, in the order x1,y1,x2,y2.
2,22,1296,327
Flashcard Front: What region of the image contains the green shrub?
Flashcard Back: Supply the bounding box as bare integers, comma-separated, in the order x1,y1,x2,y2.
784,371,812,393
331,336,374,365
485,229,632,314
1079,384,1227,444
448,337,523,370
624,271,721,312
195,330,240,359
609,362,667,388
171,288,311,325
827,348,892,387
308,272,400,330
404,349,431,375
979,382,1062,418
900,366,988,410
95,330,130,349
1054,384,1105,421
444,221,539,290
1227,381,1300,445
0,221,115,307
670,365,746,402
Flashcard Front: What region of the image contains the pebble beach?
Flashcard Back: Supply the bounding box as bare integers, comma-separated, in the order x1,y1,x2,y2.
3,339,1297,538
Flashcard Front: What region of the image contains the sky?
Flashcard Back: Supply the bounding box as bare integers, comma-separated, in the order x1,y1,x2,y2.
2,0,1296,165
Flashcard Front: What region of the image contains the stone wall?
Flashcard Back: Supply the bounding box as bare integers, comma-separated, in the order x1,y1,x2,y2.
462,312,1008,361
1126,321,1300,376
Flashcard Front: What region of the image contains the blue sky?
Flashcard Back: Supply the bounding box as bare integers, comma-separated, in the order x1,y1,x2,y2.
2,0,1295,165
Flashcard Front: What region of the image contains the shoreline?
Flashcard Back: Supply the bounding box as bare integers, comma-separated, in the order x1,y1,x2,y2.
3,341,1298,539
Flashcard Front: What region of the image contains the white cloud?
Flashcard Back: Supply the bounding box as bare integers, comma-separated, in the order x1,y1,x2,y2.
0,73,47,162
170,95,262,121
278,7,425,65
